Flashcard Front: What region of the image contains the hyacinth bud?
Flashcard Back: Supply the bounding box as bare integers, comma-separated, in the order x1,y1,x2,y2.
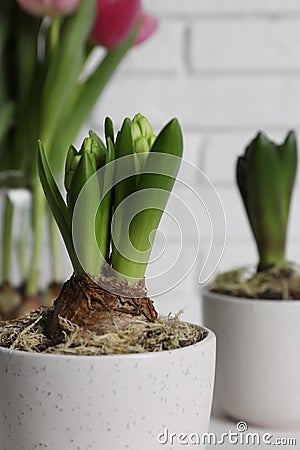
65,134,108,194
131,122,142,142
148,134,156,149
64,138,98,211
64,146,80,192
133,113,153,137
71,155,82,171
83,136,106,169
65,155,81,192
81,137,92,154
135,136,149,154
131,113,156,154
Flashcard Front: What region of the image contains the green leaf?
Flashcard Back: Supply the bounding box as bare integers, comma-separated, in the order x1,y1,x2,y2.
1,194,14,283
40,0,97,150
112,119,183,280
64,145,78,191
131,119,183,256
37,141,83,275
95,137,115,264
114,117,136,209
0,101,15,149
139,118,183,190
236,132,290,270
249,134,285,266
236,155,247,209
88,130,107,164
0,102,17,175
15,11,41,110
0,1,12,105
48,25,137,172
71,152,101,276
67,151,96,213
105,117,115,146
277,131,297,221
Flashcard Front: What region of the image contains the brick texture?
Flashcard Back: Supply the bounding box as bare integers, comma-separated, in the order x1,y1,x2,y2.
190,20,300,72
121,20,185,73
144,0,300,16
92,75,300,128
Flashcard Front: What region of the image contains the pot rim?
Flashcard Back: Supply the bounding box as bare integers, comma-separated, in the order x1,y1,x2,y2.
0,323,215,360
202,286,300,304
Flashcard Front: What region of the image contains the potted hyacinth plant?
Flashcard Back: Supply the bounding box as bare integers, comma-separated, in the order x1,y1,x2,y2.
0,115,216,450
0,0,157,320
202,131,300,429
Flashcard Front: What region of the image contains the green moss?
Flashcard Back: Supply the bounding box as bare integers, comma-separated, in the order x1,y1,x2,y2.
209,263,300,300
0,308,206,356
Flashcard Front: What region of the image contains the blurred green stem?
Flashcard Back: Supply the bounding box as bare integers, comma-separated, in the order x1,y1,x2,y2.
49,212,60,282
2,194,14,284
25,179,45,296
49,17,61,56
17,208,29,281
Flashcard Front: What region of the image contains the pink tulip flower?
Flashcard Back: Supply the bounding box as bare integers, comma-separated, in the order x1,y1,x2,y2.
91,0,157,50
17,0,81,17
134,13,158,46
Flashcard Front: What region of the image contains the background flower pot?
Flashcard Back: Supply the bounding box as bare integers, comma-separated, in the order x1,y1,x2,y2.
0,326,215,450
202,289,300,429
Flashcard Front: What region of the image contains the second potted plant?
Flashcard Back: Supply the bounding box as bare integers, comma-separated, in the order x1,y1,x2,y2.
202,131,300,429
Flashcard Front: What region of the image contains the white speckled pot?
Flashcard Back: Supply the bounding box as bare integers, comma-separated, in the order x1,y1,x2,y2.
202,289,300,429
0,326,215,450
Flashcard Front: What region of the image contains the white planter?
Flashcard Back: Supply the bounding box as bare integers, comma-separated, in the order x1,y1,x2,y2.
0,326,215,450
202,289,300,429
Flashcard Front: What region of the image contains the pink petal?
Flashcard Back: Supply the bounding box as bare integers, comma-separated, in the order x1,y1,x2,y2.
17,0,80,16
52,0,81,14
134,13,158,46
91,0,142,49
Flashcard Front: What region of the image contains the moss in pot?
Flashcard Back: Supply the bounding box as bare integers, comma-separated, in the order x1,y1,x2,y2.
202,130,300,429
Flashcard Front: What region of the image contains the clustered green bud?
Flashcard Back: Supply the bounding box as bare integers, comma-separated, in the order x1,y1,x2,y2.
64,135,108,213
131,113,156,154
65,136,107,191
65,154,81,192
81,138,96,164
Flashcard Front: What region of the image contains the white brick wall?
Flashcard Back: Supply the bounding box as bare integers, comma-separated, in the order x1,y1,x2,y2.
87,1,300,319
143,0,300,15
191,20,300,72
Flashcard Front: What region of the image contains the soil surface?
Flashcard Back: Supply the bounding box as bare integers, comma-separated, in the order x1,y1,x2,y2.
209,264,300,300
0,307,206,355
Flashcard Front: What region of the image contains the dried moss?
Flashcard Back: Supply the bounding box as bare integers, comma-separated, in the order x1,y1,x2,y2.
209,263,300,300
0,307,206,356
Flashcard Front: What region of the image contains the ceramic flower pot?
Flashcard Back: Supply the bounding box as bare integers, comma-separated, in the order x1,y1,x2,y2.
202,289,300,429
0,326,215,450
